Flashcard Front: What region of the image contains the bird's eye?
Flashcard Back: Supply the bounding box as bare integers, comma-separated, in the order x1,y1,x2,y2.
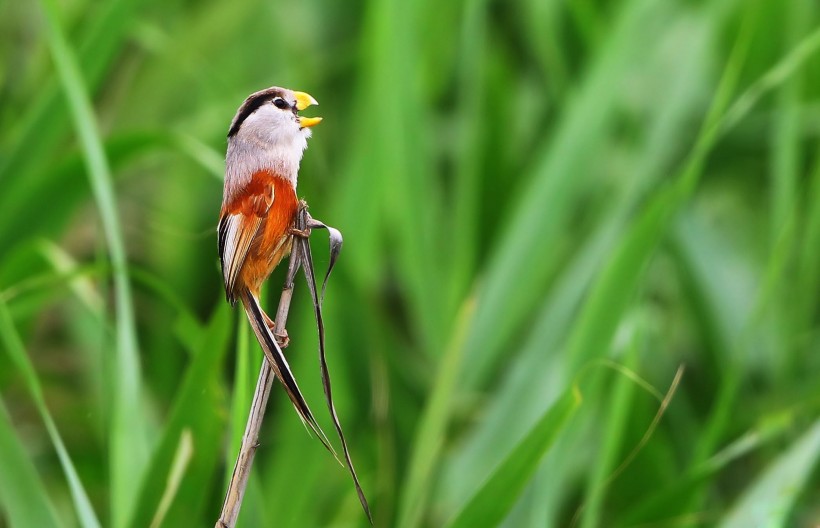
272,97,289,110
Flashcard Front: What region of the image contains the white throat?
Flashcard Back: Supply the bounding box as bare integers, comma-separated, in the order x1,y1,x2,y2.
226,125,311,187
224,98,314,199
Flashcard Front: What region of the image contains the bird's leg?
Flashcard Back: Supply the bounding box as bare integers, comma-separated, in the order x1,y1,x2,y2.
262,310,289,349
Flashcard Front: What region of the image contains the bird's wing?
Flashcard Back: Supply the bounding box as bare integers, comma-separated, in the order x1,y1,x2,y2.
218,172,275,302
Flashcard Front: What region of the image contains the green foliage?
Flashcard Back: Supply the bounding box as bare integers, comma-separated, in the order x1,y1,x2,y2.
446,389,580,528
1,0,820,526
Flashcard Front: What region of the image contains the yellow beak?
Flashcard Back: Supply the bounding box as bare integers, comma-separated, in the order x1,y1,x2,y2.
293,91,322,128
293,91,319,111
299,116,323,128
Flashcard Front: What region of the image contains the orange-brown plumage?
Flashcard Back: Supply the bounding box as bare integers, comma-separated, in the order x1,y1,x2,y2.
220,169,298,296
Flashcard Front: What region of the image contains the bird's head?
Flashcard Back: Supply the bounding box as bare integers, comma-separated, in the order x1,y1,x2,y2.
226,86,322,181
227,86,322,143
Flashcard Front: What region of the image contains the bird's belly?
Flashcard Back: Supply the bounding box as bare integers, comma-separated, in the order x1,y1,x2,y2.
240,231,292,294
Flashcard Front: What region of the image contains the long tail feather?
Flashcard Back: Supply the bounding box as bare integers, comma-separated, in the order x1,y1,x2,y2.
241,290,338,459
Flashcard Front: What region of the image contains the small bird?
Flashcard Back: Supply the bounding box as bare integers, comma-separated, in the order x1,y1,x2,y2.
217,86,329,444
218,87,371,523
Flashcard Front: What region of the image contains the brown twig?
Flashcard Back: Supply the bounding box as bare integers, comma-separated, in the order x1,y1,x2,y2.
214,207,305,528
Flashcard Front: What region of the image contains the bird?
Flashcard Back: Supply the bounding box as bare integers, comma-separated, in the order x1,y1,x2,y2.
217,87,372,524
217,86,330,446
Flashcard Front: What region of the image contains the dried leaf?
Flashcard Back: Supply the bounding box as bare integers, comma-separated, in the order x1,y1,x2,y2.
297,206,372,524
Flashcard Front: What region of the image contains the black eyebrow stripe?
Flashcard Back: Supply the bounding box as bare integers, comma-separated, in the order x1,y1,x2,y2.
227,87,285,137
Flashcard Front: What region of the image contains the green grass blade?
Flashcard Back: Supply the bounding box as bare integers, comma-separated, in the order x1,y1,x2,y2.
446,0,488,315
439,11,715,506
396,299,475,528
623,410,794,524
225,312,254,488
686,19,820,496
562,0,763,374
719,419,820,528
149,429,194,528
0,399,63,528
36,1,148,525
579,347,640,528
0,0,137,174
443,6,820,522
171,132,225,180
461,0,679,387
0,131,182,256
445,390,580,528
0,300,102,528
769,0,810,247
796,149,820,329
38,240,104,317
129,303,232,528
0,0,142,251
336,0,445,351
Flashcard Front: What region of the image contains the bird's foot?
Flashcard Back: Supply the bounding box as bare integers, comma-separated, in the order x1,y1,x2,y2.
274,328,290,349
289,227,311,239
262,312,290,348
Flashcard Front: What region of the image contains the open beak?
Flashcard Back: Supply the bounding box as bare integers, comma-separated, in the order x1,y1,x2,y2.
294,91,322,128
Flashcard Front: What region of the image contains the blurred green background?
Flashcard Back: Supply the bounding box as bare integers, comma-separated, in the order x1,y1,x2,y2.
2,0,820,526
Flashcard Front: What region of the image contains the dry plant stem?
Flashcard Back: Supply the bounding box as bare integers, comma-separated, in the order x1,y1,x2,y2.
215,234,302,528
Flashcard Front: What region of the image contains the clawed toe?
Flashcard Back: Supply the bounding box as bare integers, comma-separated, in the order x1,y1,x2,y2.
262,312,289,348
274,329,290,349
289,227,311,239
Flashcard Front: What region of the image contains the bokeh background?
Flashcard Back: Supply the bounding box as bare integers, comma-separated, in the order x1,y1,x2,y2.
2,0,820,526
